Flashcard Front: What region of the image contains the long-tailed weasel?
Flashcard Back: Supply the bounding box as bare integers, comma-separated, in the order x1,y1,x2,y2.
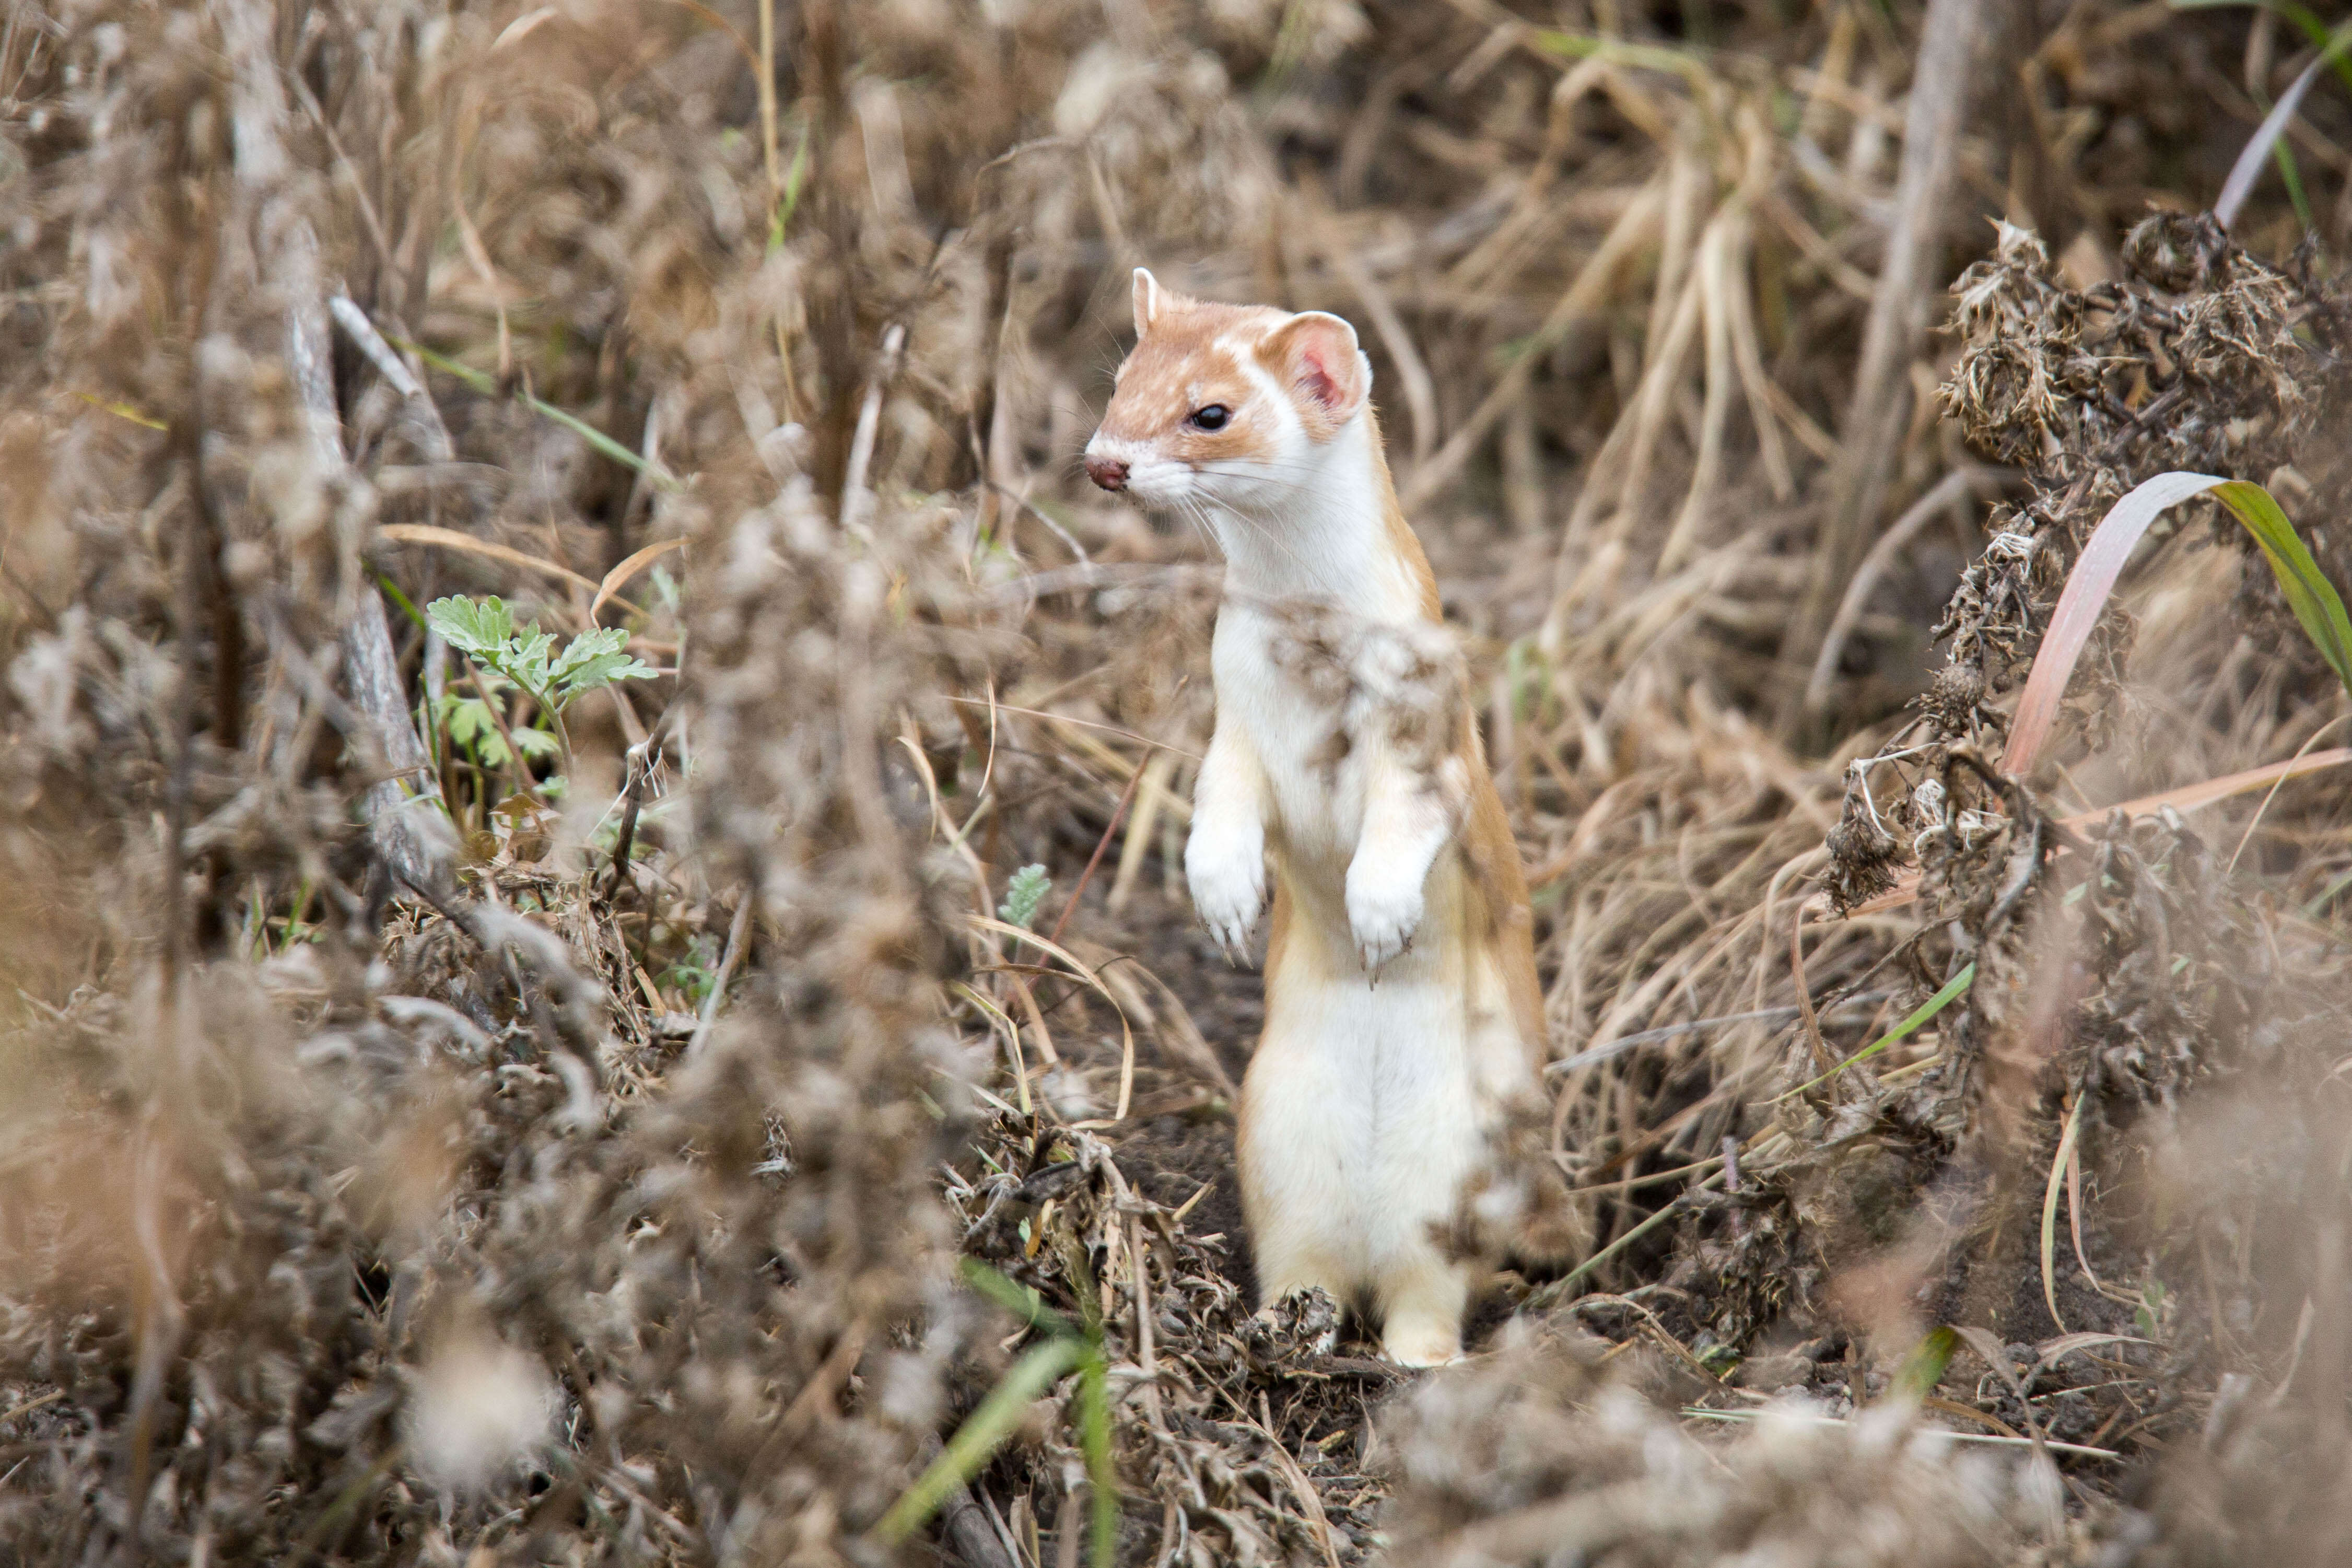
1083,270,1567,1365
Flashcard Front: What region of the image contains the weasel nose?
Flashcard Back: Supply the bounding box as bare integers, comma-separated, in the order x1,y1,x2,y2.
1084,455,1129,492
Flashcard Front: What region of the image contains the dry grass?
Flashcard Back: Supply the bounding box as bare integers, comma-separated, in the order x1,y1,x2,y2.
4,0,2352,1563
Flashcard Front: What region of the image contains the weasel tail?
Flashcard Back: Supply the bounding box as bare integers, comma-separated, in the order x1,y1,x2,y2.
1085,269,1580,1364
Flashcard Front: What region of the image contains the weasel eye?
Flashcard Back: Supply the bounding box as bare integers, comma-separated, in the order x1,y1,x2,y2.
1188,404,1230,431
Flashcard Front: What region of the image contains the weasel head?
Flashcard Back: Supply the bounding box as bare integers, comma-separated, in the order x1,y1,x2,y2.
1084,268,1372,517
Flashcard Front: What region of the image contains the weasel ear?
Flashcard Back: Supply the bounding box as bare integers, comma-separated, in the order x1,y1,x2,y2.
1259,311,1368,435
1132,268,1163,335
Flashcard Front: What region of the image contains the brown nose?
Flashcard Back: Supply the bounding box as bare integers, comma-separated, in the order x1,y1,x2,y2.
1084,455,1129,492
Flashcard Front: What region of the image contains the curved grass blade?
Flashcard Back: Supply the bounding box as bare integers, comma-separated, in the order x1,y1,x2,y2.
2040,1093,2086,1334
1772,963,1975,1102
2208,479,2352,692
2170,5,2352,228
590,536,687,623
2003,473,2352,776
381,523,599,597
2170,1,2352,95
966,915,1138,1121
875,1336,1085,1544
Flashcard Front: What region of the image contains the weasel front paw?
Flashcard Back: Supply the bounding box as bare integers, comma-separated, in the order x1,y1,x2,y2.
1186,822,1266,964
1345,860,1425,975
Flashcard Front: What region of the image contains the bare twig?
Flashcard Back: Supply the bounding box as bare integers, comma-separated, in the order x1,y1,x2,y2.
841,323,908,531
1776,0,1993,733
216,2,450,898
686,895,755,1060
602,738,664,898
942,1482,1020,1568
1804,465,2019,709
1047,757,1149,947
329,295,425,400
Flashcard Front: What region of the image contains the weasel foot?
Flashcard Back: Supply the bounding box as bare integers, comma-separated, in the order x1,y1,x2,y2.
1379,1313,1465,1368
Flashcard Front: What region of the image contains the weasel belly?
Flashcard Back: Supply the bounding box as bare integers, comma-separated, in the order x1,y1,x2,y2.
1237,858,1529,1305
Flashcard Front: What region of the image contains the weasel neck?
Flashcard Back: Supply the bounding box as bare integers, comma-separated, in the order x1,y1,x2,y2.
1208,410,1439,626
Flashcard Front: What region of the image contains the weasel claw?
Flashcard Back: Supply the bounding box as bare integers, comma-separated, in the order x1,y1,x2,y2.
1345,876,1423,977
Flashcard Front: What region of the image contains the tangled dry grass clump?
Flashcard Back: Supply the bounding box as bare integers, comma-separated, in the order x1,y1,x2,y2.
5,0,2352,1563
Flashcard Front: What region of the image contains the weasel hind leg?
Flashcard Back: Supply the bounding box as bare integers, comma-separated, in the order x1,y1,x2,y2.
1373,1250,1470,1366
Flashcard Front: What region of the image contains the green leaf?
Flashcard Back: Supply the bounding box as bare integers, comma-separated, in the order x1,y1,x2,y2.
503,625,558,705
2135,1280,2170,1340
424,592,660,753
663,933,721,1009
426,594,516,658
435,692,556,769
548,625,631,675
547,625,657,705
999,864,1051,930
560,650,657,700
438,693,495,755
874,1337,1086,1544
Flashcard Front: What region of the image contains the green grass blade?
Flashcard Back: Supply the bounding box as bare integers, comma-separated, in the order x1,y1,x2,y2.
769,125,810,252
2269,131,2315,233
2306,864,2352,915
959,1257,1080,1341
2168,0,2352,98
1892,1325,1960,1403
398,338,681,490
1079,1353,1118,1568
1773,963,1976,1102
2205,14,2352,227
375,571,427,633
875,1337,1085,1544
526,398,681,490
2210,479,2352,696
1528,29,1713,82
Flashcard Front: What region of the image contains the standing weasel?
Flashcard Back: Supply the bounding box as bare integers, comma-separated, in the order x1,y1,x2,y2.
1084,270,1566,1365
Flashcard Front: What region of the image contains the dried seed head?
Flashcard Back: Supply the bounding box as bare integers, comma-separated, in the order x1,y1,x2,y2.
404,1331,557,1491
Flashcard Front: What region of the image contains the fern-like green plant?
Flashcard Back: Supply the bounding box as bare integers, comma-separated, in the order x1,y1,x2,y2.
431,682,561,771
998,863,1051,929
426,595,656,769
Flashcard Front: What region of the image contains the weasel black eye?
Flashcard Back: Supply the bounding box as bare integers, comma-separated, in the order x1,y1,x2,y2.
1188,404,1230,431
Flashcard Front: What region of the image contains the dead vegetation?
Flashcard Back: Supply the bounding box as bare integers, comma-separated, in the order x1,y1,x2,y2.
4,0,2352,1563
